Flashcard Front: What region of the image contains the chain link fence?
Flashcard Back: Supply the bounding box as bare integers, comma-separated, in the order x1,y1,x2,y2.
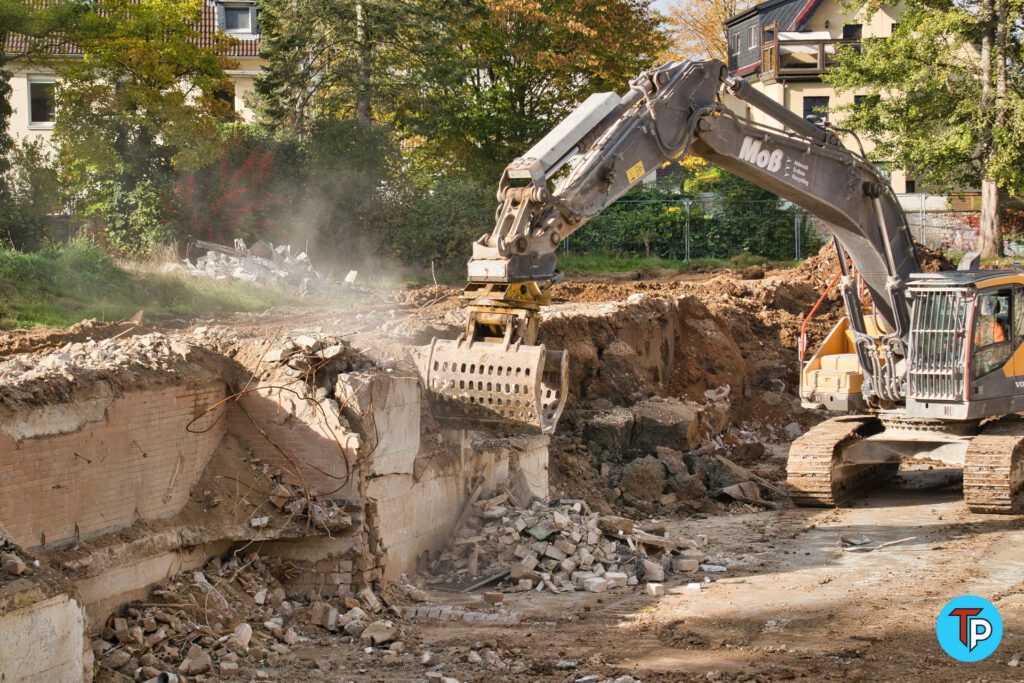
559,196,820,262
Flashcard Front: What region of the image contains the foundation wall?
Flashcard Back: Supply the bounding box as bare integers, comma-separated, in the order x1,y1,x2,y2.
0,383,226,550
0,593,87,682
227,395,359,500
359,375,550,581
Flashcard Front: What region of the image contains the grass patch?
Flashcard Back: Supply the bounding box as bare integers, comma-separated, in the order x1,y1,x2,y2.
0,239,300,329
558,252,800,275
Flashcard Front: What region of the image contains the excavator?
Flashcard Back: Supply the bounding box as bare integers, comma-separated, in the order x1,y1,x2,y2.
422,59,1024,514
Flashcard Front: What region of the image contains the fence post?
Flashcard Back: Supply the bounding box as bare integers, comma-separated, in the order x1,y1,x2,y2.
683,199,692,261
919,194,926,244
793,208,802,260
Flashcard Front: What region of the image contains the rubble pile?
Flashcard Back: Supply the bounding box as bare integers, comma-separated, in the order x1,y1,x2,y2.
183,239,356,295
561,394,782,515
430,495,722,595
0,332,210,386
91,552,401,681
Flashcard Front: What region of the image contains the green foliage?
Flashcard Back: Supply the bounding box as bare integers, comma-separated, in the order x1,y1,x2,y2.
0,139,62,249
255,0,463,135
53,0,235,256
0,238,294,329
824,1,1024,195
558,252,798,275
81,179,172,258
380,175,495,276
401,0,668,175
566,178,819,261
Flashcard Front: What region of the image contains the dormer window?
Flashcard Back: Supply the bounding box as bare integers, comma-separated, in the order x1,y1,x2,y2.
217,1,258,37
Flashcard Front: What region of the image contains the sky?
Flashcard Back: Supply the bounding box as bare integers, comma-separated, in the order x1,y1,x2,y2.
652,0,673,14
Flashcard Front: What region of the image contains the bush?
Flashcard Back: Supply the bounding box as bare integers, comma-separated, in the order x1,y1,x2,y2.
566,174,820,261
0,139,62,250
380,175,496,278
81,178,174,258
172,124,302,246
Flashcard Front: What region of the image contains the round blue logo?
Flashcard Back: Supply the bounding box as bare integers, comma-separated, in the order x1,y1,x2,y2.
936,595,1003,662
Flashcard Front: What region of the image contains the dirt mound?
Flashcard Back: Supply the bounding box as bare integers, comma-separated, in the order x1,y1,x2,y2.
541,295,747,406
795,240,955,289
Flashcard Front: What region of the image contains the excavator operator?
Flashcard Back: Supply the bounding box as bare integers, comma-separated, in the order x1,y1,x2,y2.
975,294,1008,347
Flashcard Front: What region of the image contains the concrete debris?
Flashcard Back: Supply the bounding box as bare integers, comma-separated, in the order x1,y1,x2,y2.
430,495,710,594
90,549,393,681
0,551,27,575
359,620,399,646
0,332,206,386
185,238,361,295
645,583,665,597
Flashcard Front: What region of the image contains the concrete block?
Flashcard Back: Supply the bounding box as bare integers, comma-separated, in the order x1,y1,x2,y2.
672,557,699,572
645,583,665,597
604,572,628,589
643,559,665,583
583,577,608,593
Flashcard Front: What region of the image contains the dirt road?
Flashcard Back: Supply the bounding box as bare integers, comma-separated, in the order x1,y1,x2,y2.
388,471,1024,682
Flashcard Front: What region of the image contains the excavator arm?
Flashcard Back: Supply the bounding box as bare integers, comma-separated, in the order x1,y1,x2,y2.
425,59,920,433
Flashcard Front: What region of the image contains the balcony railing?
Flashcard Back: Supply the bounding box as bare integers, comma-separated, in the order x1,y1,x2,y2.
759,23,860,80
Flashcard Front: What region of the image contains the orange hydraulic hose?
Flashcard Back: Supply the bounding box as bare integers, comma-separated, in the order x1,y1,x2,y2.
799,270,843,362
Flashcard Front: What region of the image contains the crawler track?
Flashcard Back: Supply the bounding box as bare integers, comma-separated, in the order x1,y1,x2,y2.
786,416,896,507
963,416,1024,514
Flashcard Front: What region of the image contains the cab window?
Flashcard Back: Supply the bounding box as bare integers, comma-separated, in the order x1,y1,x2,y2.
1014,288,1024,341
973,289,1013,378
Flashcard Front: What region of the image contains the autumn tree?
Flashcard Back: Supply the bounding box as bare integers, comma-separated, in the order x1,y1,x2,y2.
826,0,1024,257
255,0,464,136
0,0,82,245
663,0,753,62
54,0,235,255
403,0,668,175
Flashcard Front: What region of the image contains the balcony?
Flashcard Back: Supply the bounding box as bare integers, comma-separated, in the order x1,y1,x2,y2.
759,23,859,81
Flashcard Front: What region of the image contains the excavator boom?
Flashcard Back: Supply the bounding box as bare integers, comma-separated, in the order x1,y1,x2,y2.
425,59,918,433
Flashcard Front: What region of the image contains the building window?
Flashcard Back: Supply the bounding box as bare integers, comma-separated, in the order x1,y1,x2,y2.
842,24,862,40
748,25,758,50
803,96,830,123
29,80,56,127
905,179,916,193
729,32,740,55
224,5,252,32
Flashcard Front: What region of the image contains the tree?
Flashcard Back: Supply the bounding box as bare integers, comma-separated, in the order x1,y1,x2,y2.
662,0,753,62
403,0,668,175
255,0,463,137
54,0,236,254
825,1,1024,257
0,0,82,243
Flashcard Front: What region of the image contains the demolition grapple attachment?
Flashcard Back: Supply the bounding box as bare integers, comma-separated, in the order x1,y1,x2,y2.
424,282,568,434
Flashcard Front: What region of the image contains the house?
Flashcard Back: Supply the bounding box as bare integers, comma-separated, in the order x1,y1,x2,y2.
721,0,917,193
3,0,265,146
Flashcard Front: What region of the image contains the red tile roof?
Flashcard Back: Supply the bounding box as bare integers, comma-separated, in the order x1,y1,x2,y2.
3,1,261,59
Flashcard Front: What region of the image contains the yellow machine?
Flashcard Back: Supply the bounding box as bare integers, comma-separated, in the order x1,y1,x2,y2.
425,59,1024,513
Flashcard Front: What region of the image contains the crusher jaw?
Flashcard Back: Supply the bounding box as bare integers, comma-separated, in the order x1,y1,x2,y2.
423,281,568,434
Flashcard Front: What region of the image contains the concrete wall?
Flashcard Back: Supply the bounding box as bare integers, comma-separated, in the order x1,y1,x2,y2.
0,383,226,550
353,374,550,581
0,592,88,682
